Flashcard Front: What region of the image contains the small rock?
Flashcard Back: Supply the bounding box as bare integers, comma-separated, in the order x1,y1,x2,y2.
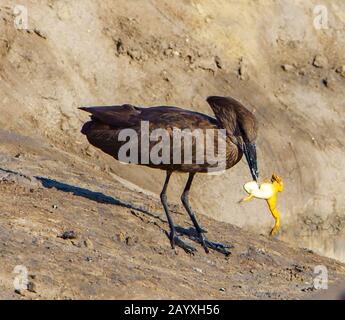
214,56,223,69
85,146,95,156
298,69,306,76
293,264,304,273
206,259,215,266
322,78,329,87
52,204,58,209
193,267,203,274
281,64,294,72
205,16,212,23
27,281,36,293
238,57,249,80
301,285,315,292
71,240,82,247
84,239,94,249
197,58,216,73
161,70,170,82
163,48,173,57
85,256,93,262
114,38,125,55
335,66,345,77
127,48,142,60
172,50,180,57
312,54,328,68
14,289,23,295
233,284,242,289
219,287,226,292
59,230,77,240
115,232,126,243
125,236,137,246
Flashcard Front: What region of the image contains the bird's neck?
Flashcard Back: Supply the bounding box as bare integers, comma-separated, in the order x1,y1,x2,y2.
224,135,242,169
212,108,244,166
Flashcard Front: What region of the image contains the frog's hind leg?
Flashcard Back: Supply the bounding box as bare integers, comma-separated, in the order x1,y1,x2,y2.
239,194,255,203
270,214,280,236
268,204,280,236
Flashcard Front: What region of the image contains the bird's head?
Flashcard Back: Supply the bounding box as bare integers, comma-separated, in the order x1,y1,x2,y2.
206,96,259,182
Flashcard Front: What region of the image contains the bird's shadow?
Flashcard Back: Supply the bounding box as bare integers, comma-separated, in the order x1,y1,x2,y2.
35,176,164,221
175,226,200,238
37,177,213,249
0,166,162,219
37,176,129,206
1,167,222,251
1,165,168,221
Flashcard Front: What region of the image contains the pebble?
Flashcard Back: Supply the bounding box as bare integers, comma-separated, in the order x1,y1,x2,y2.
27,281,36,293
59,230,77,240
322,78,329,87
293,264,304,273
281,64,294,72
84,239,94,249
233,285,242,289
214,56,223,69
312,54,328,68
335,66,345,77
238,57,249,80
193,267,203,274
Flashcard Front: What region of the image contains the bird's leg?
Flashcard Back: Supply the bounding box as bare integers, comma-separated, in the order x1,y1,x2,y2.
181,173,232,255
181,173,208,252
160,171,196,254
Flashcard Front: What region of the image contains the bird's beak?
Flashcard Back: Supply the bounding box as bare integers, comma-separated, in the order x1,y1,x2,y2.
243,142,259,182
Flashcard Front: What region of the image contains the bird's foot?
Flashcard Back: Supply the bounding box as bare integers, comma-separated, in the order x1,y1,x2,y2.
173,236,197,255
196,233,209,254
175,226,232,256
168,231,196,255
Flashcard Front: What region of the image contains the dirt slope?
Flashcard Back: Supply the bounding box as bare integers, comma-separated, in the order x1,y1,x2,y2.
0,135,345,299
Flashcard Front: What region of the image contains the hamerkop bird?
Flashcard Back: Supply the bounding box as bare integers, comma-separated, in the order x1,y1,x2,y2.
80,96,259,255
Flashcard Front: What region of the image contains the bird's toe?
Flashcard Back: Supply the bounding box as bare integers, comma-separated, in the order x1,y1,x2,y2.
204,239,233,256
173,236,197,255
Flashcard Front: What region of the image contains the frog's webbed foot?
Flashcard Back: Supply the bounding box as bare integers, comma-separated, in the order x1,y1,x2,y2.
269,217,280,237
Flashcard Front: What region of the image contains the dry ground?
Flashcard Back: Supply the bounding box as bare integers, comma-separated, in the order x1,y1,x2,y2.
0,132,344,299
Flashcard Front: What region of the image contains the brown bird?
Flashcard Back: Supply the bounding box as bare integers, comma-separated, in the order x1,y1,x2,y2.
79,96,259,255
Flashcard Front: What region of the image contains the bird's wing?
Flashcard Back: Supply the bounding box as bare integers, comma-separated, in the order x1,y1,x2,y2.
140,106,218,131
80,104,219,130
79,104,222,167
79,104,141,128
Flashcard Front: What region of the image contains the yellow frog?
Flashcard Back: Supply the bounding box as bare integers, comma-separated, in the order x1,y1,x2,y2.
239,174,284,236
